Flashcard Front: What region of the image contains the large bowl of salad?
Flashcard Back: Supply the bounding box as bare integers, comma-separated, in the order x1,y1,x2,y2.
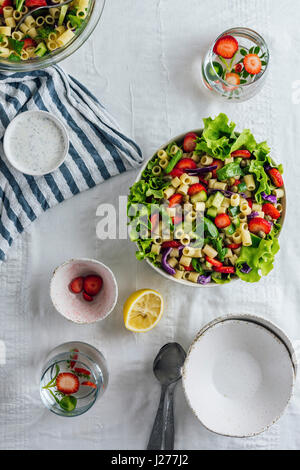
128,114,285,287
0,0,105,72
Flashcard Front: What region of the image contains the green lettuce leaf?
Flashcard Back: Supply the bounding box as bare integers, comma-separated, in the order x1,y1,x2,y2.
236,233,280,282
216,161,243,181
230,129,258,154
195,113,236,160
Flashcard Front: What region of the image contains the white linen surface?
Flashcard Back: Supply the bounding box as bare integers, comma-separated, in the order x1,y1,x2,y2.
0,0,300,450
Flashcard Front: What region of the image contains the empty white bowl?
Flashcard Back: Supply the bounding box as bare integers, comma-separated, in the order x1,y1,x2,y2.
50,258,118,324
182,317,295,437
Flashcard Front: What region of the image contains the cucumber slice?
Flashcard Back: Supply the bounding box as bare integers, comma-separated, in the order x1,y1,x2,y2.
205,194,215,208
207,207,218,219
212,191,224,209
191,190,207,204
224,224,235,236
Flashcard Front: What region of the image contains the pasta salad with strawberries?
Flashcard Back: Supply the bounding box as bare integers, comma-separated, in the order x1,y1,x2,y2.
128,114,284,285
0,0,90,62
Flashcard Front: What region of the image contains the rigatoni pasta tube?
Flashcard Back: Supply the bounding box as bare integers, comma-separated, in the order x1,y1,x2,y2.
202,244,218,258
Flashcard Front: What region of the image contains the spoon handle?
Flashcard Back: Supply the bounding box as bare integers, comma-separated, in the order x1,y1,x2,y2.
147,385,168,450
164,385,176,450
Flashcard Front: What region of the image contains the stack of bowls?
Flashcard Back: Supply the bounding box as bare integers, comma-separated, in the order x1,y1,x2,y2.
182,314,296,437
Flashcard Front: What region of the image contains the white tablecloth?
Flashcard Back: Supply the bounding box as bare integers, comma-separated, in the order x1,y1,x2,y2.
1,0,300,450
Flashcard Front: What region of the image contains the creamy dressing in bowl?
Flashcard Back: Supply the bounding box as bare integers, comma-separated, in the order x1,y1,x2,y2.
3,111,69,176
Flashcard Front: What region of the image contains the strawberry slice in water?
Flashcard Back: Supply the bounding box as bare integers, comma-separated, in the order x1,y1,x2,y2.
70,349,79,369
82,381,97,389
56,373,79,395
243,54,262,75
213,35,239,59
225,72,240,86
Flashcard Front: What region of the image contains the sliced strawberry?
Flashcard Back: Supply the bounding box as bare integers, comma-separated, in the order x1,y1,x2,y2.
174,158,197,171
212,159,223,178
74,367,91,376
172,214,183,225
205,256,223,268
215,213,231,229
150,213,159,230
268,168,284,188
214,266,235,274
82,381,97,389
262,203,281,220
243,54,262,75
83,275,103,296
83,292,94,302
56,373,79,395
169,193,183,207
234,63,243,73
247,198,253,209
198,177,208,185
170,168,184,178
213,35,239,59
161,241,182,249
183,265,194,272
69,349,79,369
183,132,198,152
25,0,47,7
69,277,84,294
231,149,251,159
227,243,242,250
248,217,272,235
22,38,37,49
188,183,207,195
225,72,240,86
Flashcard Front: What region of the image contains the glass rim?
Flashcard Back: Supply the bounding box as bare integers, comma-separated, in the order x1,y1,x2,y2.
207,26,270,88
0,0,106,72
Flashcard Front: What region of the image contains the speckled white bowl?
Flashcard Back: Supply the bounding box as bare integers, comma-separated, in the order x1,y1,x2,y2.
50,258,118,324
3,110,69,176
182,316,295,437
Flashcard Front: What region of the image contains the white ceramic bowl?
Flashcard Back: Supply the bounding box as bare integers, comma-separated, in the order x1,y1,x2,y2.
3,110,69,176
50,258,118,324
182,316,295,437
133,130,286,288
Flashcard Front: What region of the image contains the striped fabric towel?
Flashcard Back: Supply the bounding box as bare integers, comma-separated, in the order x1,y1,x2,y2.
0,65,143,262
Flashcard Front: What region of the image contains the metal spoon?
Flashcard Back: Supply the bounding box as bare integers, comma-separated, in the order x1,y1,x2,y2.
147,343,186,450
16,0,73,30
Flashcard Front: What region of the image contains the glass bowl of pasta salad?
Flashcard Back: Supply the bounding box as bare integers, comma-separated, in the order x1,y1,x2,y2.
128,114,285,287
0,0,105,71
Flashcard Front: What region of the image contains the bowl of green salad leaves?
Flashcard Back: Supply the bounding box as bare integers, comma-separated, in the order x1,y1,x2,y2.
127,114,285,286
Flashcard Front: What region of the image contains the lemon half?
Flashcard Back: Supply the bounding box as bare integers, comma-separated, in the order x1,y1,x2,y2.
123,289,164,332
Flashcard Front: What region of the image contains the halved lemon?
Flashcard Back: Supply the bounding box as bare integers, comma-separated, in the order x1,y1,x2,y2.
123,289,164,332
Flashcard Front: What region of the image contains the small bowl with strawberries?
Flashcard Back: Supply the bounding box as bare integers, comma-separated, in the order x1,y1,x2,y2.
50,258,118,324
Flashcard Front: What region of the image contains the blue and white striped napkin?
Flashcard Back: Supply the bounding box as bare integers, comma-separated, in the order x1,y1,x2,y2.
0,65,143,262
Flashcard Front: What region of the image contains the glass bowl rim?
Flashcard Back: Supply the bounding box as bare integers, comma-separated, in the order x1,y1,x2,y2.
0,0,106,72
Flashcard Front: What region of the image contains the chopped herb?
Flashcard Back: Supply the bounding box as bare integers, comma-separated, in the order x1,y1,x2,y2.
67,14,84,29
36,26,55,40
8,38,24,55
